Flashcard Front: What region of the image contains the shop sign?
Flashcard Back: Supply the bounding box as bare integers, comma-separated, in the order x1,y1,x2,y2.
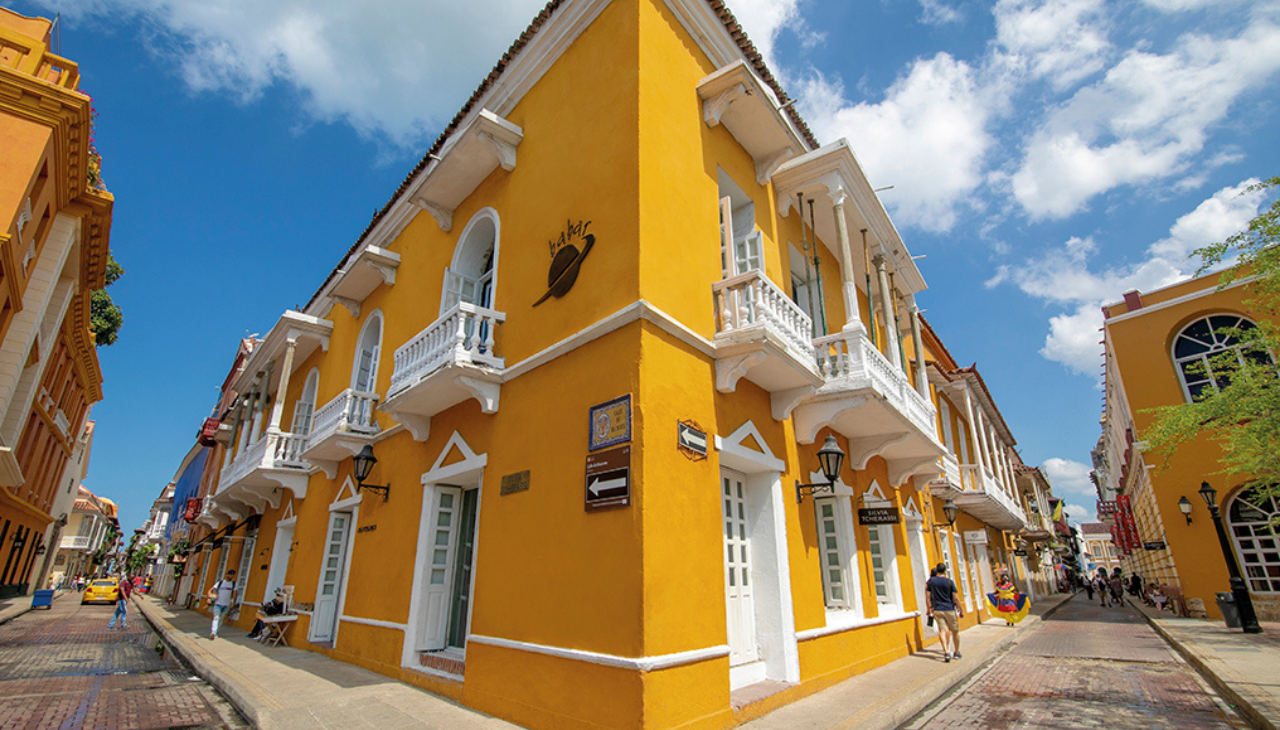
677,421,707,457
589,395,631,451
534,220,594,306
963,530,988,545
585,444,630,511
182,498,202,523
858,507,901,525
1143,541,1166,551
501,470,531,496
1013,549,1028,557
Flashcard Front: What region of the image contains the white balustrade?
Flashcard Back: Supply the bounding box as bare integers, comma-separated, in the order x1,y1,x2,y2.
312,388,380,439
221,428,310,490
389,303,506,396
940,454,961,487
812,331,936,437
60,535,90,550
712,269,813,357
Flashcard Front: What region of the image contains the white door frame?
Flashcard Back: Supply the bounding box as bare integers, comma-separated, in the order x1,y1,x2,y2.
310,480,361,644
715,420,799,689
402,432,487,674
264,511,297,601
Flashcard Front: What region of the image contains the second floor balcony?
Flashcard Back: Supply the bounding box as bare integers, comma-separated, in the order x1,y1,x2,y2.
793,328,945,486
928,453,964,501
59,535,91,551
954,464,1027,531
218,428,310,508
302,388,380,477
380,302,505,441
712,269,823,419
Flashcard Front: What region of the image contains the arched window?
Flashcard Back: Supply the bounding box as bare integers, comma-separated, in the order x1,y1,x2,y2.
292,369,319,436
1228,485,1280,595
1172,314,1271,402
351,312,383,393
441,209,499,314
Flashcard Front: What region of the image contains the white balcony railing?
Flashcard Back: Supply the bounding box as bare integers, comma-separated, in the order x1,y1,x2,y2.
941,453,961,486
60,535,90,550
389,303,505,397
221,428,309,490
812,332,935,436
713,269,812,357
312,389,380,439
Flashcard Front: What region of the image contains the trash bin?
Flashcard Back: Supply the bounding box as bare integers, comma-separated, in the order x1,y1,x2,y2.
30,589,53,610
1215,592,1241,628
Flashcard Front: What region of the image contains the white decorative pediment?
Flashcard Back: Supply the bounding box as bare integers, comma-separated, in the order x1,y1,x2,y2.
330,476,362,511
715,420,785,474
863,479,890,506
902,495,923,523
421,431,488,486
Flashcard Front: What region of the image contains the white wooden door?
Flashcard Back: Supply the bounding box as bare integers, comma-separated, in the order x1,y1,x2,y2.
908,525,927,615
419,487,462,651
232,535,256,619
722,469,757,666
313,512,351,642
265,524,294,599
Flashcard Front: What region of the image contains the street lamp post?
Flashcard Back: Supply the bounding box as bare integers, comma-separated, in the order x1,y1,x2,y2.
1199,482,1263,634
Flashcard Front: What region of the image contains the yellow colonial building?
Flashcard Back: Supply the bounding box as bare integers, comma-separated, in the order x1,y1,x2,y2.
0,8,111,597
1097,269,1280,622
171,1,1059,727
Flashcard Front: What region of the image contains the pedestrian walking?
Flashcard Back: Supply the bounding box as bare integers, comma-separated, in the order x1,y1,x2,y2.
107,574,132,630
1084,576,1094,600
1096,571,1110,607
1109,568,1124,605
1128,573,1143,597
207,569,237,640
926,562,964,662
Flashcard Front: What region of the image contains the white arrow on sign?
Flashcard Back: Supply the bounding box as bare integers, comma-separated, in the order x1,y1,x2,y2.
679,426,706,450
588,476,627,496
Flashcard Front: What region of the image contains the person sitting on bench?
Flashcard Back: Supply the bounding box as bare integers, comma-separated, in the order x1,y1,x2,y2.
247,589,286,640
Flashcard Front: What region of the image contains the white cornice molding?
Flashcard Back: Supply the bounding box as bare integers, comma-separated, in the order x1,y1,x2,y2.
1104,276,1256,326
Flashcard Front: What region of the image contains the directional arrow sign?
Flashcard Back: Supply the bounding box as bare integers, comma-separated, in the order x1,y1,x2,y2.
677,422,707,455
585,445,630,511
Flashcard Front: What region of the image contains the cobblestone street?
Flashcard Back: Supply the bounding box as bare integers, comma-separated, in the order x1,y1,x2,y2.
901,594,1250,729
0,596,246,730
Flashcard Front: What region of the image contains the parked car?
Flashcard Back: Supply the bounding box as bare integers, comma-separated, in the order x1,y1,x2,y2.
81,578,119,605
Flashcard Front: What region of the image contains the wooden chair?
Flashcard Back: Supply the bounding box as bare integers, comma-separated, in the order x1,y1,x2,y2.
259,586,298,647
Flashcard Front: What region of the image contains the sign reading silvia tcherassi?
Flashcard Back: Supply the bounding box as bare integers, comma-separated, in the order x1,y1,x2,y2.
585,444,630,512
534,219,594,306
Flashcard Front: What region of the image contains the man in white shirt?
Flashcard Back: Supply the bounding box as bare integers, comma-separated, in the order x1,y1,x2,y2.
207,569,237,640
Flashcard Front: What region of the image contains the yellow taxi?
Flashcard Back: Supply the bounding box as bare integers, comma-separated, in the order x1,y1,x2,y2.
81,577,119,605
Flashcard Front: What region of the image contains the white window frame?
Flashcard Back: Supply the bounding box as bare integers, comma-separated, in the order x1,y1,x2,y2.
350,311,383,394
1172,314,1271,403
814,497,859,612
865,522,903,613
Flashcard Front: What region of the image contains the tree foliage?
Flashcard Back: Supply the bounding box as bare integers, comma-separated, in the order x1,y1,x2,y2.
90,255,123,346
1144,177,1280,484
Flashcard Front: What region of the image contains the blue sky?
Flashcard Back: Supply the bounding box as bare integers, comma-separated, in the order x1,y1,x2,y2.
11,0,1280,534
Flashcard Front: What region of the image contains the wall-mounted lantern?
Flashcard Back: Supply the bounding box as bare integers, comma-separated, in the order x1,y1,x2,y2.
352,445,390,502
795,436,846,504
1178,495,1193,524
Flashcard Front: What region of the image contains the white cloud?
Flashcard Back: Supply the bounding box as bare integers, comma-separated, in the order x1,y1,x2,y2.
797,54,992,232
994,0,1110,90
920,0,963,26
1040,457,1099,522
1011,20,1280,219
992,179,1267,376
45,0,553,147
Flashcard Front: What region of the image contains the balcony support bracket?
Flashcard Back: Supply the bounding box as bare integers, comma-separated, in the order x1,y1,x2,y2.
849,432,910,471
888,456,943,489
716,352,768,394
459,376,501,414
771,385,815,421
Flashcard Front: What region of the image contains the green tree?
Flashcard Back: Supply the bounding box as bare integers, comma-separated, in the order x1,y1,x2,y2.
1144,177,1280,484
90,255,123,346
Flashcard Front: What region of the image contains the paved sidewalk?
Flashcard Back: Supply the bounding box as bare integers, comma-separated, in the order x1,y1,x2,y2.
740,590,1076,730
133,595,521,730
0,588,65,625
1129,596,1280,730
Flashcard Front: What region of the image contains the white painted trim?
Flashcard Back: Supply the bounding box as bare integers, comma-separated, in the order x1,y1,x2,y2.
795,610,919,641
449,207,502,312
503,300,714,381
340,614,408,631
1105,276,1255,325
276,516,298,528
330,477,363,511
714,420,785,474
467,634,729,672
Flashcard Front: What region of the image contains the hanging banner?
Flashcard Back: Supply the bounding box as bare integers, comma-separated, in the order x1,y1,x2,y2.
182,498,202,523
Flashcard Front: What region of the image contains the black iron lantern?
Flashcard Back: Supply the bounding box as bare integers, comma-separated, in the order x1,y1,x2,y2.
942,498,959,527
1198,481,1217,508
1178,495,1193,524
816,436,845,484
796,436,847,504
352,445,390,501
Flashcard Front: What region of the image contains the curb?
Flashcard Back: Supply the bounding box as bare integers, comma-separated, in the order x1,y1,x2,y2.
134,596,267,730
859,591,1077,730
0,589,66,625
1129,598,1276,730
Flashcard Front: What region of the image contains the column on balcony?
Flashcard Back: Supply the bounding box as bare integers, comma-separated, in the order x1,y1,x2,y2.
908,301,928,401
831,187,865,336
961,386,987,481
267,338,298,432
871,253,903,372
